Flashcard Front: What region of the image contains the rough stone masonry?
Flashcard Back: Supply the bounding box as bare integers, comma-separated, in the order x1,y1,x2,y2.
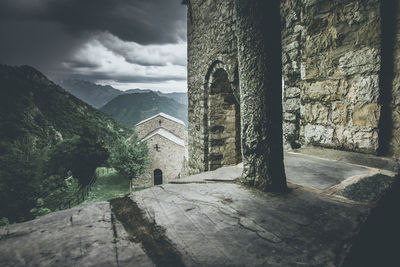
186,0,400,181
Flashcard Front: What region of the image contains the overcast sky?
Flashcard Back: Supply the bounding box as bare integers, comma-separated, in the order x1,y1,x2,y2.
0,0,187,92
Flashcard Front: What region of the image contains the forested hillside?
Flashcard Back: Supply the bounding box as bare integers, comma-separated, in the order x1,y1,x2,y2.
0,65,137,223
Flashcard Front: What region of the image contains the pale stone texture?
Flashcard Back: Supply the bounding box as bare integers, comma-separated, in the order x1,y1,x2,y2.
389,0,400,159
135,134,185,187
281,0,382,154
187,0,239,174
0,202,154,267
135,113,185,140
2,148,398,266
133,113,186,188
236,0,287,190
187,0,400,175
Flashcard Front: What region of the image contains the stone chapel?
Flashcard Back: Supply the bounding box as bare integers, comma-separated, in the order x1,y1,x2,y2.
132,113,188,188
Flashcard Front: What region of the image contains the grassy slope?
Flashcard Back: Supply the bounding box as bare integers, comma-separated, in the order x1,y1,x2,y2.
79,168,142,205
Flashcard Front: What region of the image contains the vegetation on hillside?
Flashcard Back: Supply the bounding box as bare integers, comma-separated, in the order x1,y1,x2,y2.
0,65,149,223
78,168,145,205
108,134,150,191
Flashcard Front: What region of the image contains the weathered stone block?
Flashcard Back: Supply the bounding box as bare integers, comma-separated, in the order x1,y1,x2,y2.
284,98,300,112
339,47,380,76
353,104,381,127
285,86,301,98
283,121,296,135
304,124,334,145
304,103,329,124
283,112,296,122
304,27,339,56
304,80,347,101
302,56,329,80
353,129,379,151
334,126,378,152
347,75,379,105
392,106,400,128
331,102,348,125
389,128,400,157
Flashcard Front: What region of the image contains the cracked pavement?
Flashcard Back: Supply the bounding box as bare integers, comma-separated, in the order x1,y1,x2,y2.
0,148,398,266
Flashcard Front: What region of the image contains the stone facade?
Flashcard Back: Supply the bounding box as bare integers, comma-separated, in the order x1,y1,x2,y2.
186,0,400,178
135,112,185,140
187,0,240,174
390,1,400,159
133,113,186,188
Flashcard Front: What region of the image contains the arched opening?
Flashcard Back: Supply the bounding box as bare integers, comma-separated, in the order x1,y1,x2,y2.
207,68,241,170
154,169,163,185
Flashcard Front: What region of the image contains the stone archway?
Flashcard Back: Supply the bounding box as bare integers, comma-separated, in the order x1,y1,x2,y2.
154,169,163,185
207,68,242,171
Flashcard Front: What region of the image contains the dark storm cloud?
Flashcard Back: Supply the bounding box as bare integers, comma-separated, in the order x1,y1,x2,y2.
0,0,187,89
63,60,102,69
0,0,186,45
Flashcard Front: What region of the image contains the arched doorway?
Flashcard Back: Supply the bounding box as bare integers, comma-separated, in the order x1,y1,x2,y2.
154,169,163,185
207,68,241,171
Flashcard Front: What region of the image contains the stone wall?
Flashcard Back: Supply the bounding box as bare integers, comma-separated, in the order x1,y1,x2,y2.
187,0,400,175
135,115,185,140
133,134,185,188
389,0,400,159
187,0,239,174
281,0,382,154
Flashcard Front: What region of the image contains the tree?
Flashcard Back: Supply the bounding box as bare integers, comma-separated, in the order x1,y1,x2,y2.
0,138,50,222
108,133,150,192
48,127,109,187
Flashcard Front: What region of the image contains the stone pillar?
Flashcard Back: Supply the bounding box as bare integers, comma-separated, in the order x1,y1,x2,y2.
235,0,287,192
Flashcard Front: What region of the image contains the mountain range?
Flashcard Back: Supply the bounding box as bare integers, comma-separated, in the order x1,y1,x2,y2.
59,79,188,108
100,91,188,128
59,79,188,128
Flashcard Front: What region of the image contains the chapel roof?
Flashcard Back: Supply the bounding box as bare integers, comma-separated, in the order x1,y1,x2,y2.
135,112,185,127
142,128,185,147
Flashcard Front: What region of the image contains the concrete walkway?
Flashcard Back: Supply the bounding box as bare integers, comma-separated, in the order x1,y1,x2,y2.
0,147,398,266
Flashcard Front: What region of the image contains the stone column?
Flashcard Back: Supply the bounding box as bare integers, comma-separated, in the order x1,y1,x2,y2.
235,0,287,192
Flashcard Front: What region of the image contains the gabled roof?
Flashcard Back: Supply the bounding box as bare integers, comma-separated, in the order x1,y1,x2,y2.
142,128,185,147
135,112,185,127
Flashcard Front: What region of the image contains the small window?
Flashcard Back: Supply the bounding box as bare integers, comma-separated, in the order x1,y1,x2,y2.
159,120,162,126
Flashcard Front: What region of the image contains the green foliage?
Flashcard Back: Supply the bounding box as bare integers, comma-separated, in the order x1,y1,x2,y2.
30,198,51,218
48,127,109,187
0,217,9,226
0,138,48,222
0,65,135,223
108,134,150,183
79,168,130,204
0,131,109,222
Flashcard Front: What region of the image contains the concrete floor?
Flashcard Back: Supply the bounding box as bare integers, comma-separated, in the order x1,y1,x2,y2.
285,152,371,190
0,147,398,266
